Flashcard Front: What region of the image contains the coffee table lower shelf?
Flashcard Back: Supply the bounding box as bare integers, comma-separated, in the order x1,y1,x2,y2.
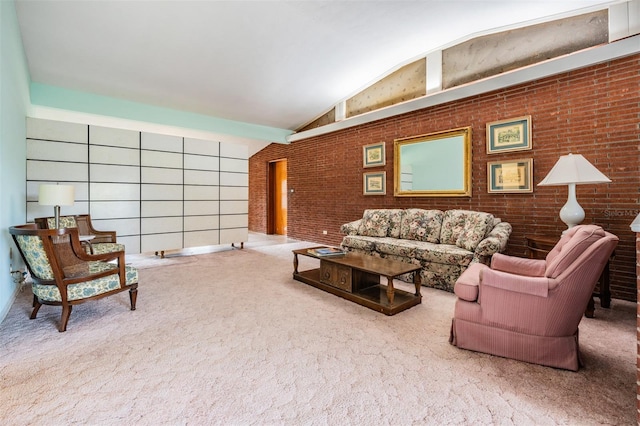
293,268,421,316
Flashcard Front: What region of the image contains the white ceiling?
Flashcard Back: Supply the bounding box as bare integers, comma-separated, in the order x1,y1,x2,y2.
16,0,618,133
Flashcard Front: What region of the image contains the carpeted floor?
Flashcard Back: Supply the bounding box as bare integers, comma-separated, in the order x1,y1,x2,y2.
0,236,636,425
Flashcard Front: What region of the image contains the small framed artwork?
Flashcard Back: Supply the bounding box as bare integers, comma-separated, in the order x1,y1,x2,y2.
363,172,386,195
486,115,532,154
487,158,533,193
363,142,386,168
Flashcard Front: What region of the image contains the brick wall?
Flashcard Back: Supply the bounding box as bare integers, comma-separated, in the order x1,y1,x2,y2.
250,54,640,302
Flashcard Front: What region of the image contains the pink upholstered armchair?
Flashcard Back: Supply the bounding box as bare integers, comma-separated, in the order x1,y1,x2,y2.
449,224,618,371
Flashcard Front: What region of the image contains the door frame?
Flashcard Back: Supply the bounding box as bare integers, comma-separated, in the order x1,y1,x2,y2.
267,158,287,235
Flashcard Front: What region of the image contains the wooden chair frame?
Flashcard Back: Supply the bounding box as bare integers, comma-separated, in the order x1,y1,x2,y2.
9,224,138,332
34,214,121,254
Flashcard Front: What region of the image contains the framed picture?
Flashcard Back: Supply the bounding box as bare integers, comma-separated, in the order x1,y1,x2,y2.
486,115,532,154
363,142,386,168
487,158,533,193
363,172,386,195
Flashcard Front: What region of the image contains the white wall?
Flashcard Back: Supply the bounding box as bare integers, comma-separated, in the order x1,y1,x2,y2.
26,118,249,256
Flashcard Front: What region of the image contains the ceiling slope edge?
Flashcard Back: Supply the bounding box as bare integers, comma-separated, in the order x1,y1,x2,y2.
288,34,639,143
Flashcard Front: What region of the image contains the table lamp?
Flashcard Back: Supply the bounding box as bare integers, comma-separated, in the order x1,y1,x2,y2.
38,184,75,228
538,153,610,231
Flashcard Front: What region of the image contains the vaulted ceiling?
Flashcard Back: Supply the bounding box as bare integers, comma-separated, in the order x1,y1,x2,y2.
15,1,618,140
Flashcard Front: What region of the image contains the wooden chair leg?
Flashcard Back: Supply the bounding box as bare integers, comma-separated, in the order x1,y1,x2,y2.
129,287,138,310
30,298,42,320
59,304,72,332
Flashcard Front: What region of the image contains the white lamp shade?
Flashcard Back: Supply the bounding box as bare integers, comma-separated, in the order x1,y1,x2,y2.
38,184,75,206
538,153,611,186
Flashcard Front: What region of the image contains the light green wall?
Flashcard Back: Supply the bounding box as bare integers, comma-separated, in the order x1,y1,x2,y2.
0,0,30,321
30,83,293,144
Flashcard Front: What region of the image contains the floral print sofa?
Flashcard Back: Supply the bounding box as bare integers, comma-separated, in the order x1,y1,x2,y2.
340,209,512,292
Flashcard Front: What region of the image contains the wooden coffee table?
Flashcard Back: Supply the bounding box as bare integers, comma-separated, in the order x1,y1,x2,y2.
292,247,422,315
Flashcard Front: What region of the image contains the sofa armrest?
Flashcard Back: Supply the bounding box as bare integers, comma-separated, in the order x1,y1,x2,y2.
340,219,362,235
473,222,512,257
481,268,549,298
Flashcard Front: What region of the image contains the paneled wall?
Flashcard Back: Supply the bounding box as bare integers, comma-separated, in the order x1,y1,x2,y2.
26,117,248,254
90,125,141,252
250,54,640,302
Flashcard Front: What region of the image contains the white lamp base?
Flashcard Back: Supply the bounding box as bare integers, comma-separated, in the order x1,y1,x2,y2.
559,183,584,232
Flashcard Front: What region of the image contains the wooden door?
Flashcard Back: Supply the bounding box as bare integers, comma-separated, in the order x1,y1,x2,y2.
268,159,287,235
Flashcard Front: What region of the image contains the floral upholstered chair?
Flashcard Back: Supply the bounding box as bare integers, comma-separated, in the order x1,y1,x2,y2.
9,224,138,332
34,214,125,255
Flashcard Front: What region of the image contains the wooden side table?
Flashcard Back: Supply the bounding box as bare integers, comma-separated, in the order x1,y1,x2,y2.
525,235,612,318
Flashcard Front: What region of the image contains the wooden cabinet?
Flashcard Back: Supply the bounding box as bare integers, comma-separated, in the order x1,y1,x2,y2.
320,261,353,291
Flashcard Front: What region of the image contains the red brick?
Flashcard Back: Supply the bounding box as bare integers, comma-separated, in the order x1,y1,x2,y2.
250,54,640,303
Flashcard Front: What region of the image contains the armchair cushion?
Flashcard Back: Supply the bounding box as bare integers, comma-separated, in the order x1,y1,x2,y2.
46,216,77,228
33,263,138,302
491,253,546,277
545,225,606,279
90,242,125,255
14,234,54,280
481,268,550,298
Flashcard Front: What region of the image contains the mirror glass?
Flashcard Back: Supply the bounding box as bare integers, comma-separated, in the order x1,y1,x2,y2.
394,127,472,197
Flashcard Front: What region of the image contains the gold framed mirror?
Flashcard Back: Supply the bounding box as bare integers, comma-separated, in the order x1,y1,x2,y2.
394,127,472,197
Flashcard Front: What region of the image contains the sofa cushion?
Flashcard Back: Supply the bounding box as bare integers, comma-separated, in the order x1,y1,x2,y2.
375,237,418,258
357,209,391,237
419,262,465,292
399,209,443,243
341,235,378,252
440,210,469,245
456,212,495,252
413,242,474,267
386,209,404,238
